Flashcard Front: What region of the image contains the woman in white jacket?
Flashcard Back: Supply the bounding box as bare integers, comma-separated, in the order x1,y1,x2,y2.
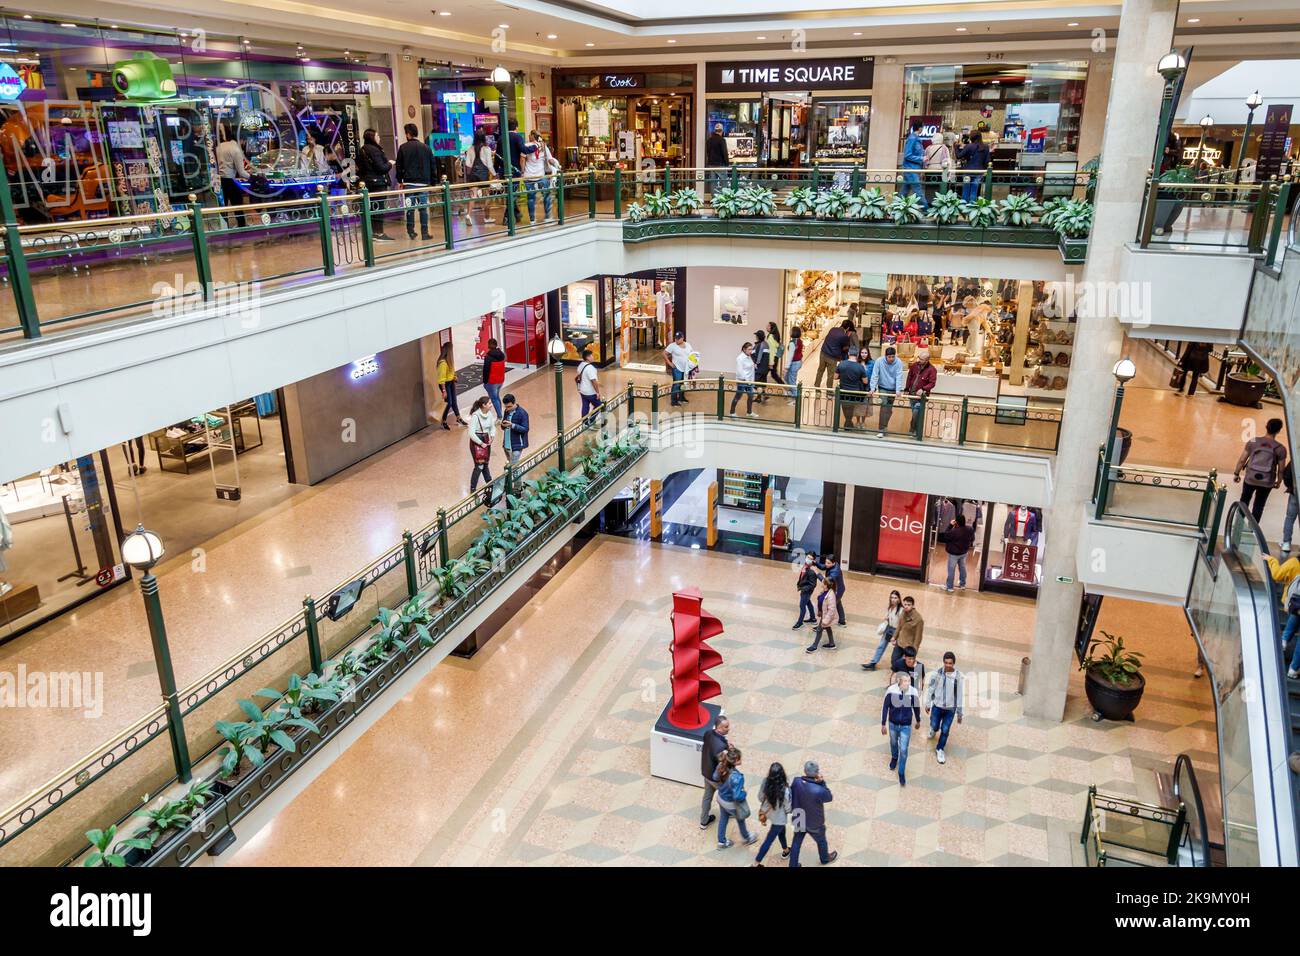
522,130,562,223
467,396,498,493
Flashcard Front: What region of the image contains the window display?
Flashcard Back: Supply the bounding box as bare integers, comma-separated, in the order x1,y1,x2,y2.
719,470,767,512
611,271,681,369
810,98,871,163
554,69,695,172
983,502,1044,593
713,286,750,326
559,280,605,363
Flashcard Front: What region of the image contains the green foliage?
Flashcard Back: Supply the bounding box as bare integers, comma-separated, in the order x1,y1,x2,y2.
710,187,741,219
784,186,817,217
670,188,702,215
133,799,192,842
180,778,216,813
813,186,850,219
961,196,998,228
643,189,673,217
737,185,776,217
846,186,888,221
886,191,927,225
84,824,152,867
1041,198,1094,238
625,202,647,223
927,190,965,224
1080,630,1144,686
215,717,262,779
997,191,1043,227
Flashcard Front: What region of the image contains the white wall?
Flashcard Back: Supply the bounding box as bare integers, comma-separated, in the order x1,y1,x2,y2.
1117,244,1256,343
683,267,784,373
1074,506,1202,605
1177,59,1300,124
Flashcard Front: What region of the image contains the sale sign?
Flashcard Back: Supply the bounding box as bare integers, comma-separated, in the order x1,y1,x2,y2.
1001,542,1038,584
877,490,928,569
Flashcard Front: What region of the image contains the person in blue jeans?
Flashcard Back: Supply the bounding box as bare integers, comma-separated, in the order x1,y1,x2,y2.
862,590,903,671
957,130,990,202
753,762,792,866
937,514,976,592
792,554,819,629
788,760,838,867
925,652,964,766
881,672,922,786
900,119,927,207
713,747,758,849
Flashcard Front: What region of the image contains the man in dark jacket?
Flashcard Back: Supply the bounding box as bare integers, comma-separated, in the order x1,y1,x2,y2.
905,348,937,440
792,554,819,629
823,554,846,625
358,128,394,240
957,130,990,201
500,393,530,464
699,715,730,829
815,319,854,389
395,123,435,240
937,513,976,592
705,122,729,194
496,117,536,222
789,760,838,867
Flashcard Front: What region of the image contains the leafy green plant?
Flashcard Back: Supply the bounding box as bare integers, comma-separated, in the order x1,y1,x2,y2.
846,186,888,221
1079,631,1144,686
232,698,316,758
133,799,192,842
711,187,741,219
961,196,998,228
1042,198,1093,238
813,186,850,219
737,185,776,217
670,188,702,215
180,778,216,813
215,717,263,779
784,186,817,217
625,202,647,223
886,191,926,225
371,596,436,652
927,190,965,224
330,649,366,681
997,191,1043,226
84,824,152,868
299,670,350,713
643,189,673,217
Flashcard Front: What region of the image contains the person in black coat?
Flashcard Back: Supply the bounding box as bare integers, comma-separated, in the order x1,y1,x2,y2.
358,128,395,240
699,715,731,829
1176,342,1212,397
395,123,435,240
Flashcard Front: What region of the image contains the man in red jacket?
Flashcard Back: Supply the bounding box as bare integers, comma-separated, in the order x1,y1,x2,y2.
482,338,507,417
905,349,937,440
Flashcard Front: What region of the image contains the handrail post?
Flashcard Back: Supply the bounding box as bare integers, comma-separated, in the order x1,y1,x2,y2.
555,172,566,225
505,176,517,236
1095,449,1111,520
317,187,336,276
1245,181,1272,253
982,167,993,200
914,395,926,441
730,165,739,190
663,163,671,195
651,381,660,429
302,595,324,675
359,186,376,267
1265,182,1292,263
503,463,515,499
187,194,213,300
850,166,862,194
1207,487,1226,559
402,530,419,598
1137,174,1160,248
832,386,842,432
812,163,821,192
794,382,803,428
441,178,454,250
958,396,969,445
588,167,597,219
716,374,725,419
436,508,450,566
613,166,623,218
626,382,635,420
0,161,38,337
1197,468,1218,536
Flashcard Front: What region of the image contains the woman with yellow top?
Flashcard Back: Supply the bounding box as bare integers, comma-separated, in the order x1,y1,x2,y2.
437,342,464,429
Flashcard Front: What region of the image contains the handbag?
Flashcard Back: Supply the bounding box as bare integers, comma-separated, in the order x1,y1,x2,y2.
734,798,751,821
470,434,491,464
1169,368,1187,389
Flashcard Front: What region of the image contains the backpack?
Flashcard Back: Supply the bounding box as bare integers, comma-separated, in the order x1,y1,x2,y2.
1287,574,1300,616
1245,439,1281,483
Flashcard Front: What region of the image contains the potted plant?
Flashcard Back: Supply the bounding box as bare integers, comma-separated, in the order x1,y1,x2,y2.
813,186,850,219
737,184,776,217
643,189,673,218
83,824,153,868
784,186,817,217
1079,630,1145,721
710,187,741,220
669,187,702,216
845,186,887,221
886,192,927,226
214,716,263,786
961,196,998,228
928,190,964,225
130,798,192,861
996,191,1043,227
625,202,647,223
1224,365,1268,408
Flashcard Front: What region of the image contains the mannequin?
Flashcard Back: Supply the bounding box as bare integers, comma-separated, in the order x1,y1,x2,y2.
1003,505,1039,545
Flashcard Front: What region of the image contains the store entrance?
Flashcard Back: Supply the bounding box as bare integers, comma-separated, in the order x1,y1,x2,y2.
761,92,809,167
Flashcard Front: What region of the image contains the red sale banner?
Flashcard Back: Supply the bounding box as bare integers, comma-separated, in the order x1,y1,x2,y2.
877,490,928,569
1001,542,1038,584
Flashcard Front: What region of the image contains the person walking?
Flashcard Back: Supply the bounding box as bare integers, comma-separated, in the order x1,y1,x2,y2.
922,132,951,203
496,117,537,224
664,330,692,407
792,554,819,629
395,122,435,240
788,760,838,867
699,715,730,830
1283,462,1297,554
1175,342,1212,397
905,348,937,440
522,129,561,223
753,762,792,866
892,595,924,667
766,321,784,383
900,118,928,207
1234,417,1288,522
870,346,905,436
482,338,507,418
216,122,250,228
500,393,529,464
823,553,846,625
358,128,395,240
815,319,854,389
805,577,839,653
925,651,964,765
461,129,496,223
576,347,603,420
938,513,976,592
752,330,773,403
705,122,730,195
881,671,923,786
467,396,497,493
890,646,926,697
862,590,903,671
713,747,758,849
784,327,805,404
436,341,464,429
730,341,757,417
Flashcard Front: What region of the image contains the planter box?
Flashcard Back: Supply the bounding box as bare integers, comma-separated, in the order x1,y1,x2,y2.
1058,233,1089,264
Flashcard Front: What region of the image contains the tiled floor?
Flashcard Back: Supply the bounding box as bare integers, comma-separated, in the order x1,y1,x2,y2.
227,537,1215,867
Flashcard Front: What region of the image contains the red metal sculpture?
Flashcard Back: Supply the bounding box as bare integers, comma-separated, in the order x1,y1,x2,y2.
667,587,723,729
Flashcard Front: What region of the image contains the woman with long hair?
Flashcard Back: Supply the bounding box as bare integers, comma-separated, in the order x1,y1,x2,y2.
784,326,804,406
713,747,757,849
467,395,497,493
461,128,496,224
753,762,792,866
862,589,904,671
437,341,463,429
766,321,784,384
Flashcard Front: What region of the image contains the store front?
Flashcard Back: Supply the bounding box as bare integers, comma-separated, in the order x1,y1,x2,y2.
0,14,394,225
553,269,686,367
901,61,1089,173
704,56,875,171
553,68,695,176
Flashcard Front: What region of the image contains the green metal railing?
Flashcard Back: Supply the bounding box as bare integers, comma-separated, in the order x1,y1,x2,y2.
1091,447,1226,552
1137,174,1294,254
1081,786,1188,867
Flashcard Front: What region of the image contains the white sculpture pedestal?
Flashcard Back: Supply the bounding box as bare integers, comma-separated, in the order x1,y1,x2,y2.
649,701,723,787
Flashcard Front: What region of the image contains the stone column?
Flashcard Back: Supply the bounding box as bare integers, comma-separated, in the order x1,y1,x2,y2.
867,61,904,173
1024,0,1179,720
1076,55,1114,166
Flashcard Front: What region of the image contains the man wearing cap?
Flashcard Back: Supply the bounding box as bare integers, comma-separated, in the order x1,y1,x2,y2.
869,345,905,436
905,348,937,440
788,760,838,867
705,122,730,195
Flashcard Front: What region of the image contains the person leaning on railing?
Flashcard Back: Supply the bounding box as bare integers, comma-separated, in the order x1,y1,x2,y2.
904,348,937,441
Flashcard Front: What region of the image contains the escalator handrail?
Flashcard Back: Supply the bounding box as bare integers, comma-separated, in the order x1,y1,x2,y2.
1173,752,1212,865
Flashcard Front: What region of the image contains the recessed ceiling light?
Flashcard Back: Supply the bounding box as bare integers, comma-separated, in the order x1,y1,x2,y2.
667,39,676,43
1067,21,1079,27
853,32,862,36
22,14,32,19
499,23,509,28
756,35,767,40
547,34,557,40
60,22,77,28
585,42,595,47
1188,18,1201,23
955,27,967,33
438,9,451,14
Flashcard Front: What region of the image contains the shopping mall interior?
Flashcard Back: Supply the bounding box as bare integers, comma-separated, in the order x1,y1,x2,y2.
0,0,1298,892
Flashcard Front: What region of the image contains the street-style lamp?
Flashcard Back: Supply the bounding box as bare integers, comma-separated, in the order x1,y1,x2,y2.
1097,358,1138,519
1239,90,1263,180
492,65,514,213
1196,114,1214,173
1151,51,1188,175
122,525,192,782
549,334,567,470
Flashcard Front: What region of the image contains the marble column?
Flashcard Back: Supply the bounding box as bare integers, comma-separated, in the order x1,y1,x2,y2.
867,61,904,173
1024,0,1179,720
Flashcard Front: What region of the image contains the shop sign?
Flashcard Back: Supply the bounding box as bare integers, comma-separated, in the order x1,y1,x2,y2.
1024,126,1047,154
350,355,380,380
0,63,27,102
95,565,125,588
877,490,927,569
907,114,943,139
706,57,873,93
305,79,372,96
1256,104,1293,181
428,131,459,155
601,73,644,90
1002,542,1038,584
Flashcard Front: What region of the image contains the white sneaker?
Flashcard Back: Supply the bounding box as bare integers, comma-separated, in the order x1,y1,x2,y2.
927,729,935,740
1283,541,1292,554
936,749,946,764
1289,669,1299,679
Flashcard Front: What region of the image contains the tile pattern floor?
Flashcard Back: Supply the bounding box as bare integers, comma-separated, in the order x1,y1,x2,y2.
228,537,1215,867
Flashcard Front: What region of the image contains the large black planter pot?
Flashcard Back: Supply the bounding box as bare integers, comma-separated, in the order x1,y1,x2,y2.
1113,426,1133,465
1084,669,1145,722
1223,373,1267,408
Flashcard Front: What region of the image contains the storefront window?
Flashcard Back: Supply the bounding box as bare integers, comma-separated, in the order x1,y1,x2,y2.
902,61,1088,165
983,502,1044,593
706,100,760,163
554,69,695,171
810,97,871,162
611,270,681,369
560,279,606,363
